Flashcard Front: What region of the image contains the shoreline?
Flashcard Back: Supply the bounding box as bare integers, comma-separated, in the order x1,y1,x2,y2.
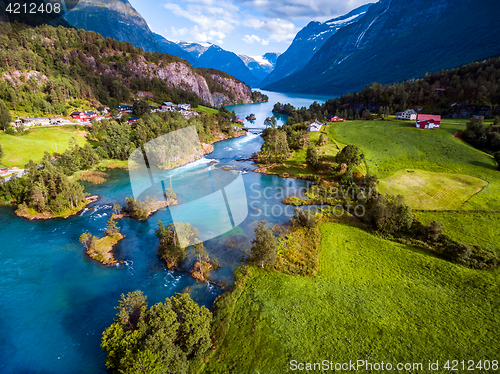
15,195,99,220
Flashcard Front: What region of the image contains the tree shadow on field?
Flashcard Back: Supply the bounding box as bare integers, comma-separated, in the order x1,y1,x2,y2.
469,160,496,171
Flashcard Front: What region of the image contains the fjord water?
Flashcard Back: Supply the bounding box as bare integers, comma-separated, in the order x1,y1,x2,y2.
226,89,330,127
0,92,329,374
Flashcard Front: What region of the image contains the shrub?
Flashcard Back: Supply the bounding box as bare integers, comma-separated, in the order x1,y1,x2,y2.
291,208,316,228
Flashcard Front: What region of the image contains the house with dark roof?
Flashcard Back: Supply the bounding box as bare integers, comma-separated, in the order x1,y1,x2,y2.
307,120,323,132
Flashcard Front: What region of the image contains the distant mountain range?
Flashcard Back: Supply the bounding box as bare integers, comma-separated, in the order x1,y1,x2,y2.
263,0,500,94
64,0,278,87
174,41,278,87
62,0,500,96
261,3,373,87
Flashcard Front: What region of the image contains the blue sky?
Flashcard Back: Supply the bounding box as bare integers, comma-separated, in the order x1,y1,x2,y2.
128,0,373,57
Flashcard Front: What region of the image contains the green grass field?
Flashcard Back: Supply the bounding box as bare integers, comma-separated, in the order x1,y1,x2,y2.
330,120,500,210
378,169,486,210
195,105,219,114
205,223,500,373
417,211,500,254
0,126,90,167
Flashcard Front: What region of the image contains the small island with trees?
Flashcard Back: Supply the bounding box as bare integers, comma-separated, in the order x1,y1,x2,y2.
80,216,124,266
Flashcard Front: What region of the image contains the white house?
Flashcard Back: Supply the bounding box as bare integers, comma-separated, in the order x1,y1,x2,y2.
307,120,323,132
395,109,418,121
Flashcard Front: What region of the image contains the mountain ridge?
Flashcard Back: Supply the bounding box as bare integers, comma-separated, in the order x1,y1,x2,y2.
260,3,373,87
264,0,500,95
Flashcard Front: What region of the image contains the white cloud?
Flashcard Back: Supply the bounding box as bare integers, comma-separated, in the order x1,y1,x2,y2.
170,26,188,37
163,1,238,43
233,0,373,21
242,34,269,46
246,18,297,43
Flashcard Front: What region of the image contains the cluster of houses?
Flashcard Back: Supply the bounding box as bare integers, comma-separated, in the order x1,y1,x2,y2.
396,109,441,129
116,102,198,120
13,117,67,127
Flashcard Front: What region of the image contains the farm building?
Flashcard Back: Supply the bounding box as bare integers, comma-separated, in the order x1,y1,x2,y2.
395,109,417,120
416,114,441,129
326,115,346,122
307,120,323,132
21,117,51,126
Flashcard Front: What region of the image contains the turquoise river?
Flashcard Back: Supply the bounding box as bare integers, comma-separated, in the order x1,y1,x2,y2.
0,90,330,373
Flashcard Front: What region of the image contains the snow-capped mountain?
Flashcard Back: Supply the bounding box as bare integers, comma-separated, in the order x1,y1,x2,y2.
175,41,277,87
176,41,214,59
263,0,500,95
261,3,373,87
238,53,280,85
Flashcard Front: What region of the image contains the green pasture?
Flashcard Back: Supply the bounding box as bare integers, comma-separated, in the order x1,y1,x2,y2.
0,126,90,167
378,169,486,210
329,120,500,210
195,105,219,114
417,211,500,255
205,223,500,373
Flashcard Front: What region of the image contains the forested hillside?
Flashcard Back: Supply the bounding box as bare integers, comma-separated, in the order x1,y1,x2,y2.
273,56,500,120
0,22,261,117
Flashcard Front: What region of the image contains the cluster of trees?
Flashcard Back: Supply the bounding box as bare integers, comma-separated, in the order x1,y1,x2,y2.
257,120,309,164
90,120,136,160
366,195,414,234
415,220,498,269
0,153,87,213
462,116,500,166
155,221,205,268
101,291,212,374
88,110,237,166
56,140,100,175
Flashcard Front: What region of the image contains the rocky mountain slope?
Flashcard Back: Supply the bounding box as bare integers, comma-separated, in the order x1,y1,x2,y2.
261,3,372,87
264,0,500,95
64,0,164,53
0,23,259,108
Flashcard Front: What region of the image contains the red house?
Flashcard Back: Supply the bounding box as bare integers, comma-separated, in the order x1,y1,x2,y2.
416,114,441,129
235,119,244,124
71,111,87,121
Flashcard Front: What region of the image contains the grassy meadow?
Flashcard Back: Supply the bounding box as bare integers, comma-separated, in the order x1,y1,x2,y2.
0,126,90,167
377,169,486,210
417,211,500,255
195,105,219,114
330,120,500,210
205,223,500,373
